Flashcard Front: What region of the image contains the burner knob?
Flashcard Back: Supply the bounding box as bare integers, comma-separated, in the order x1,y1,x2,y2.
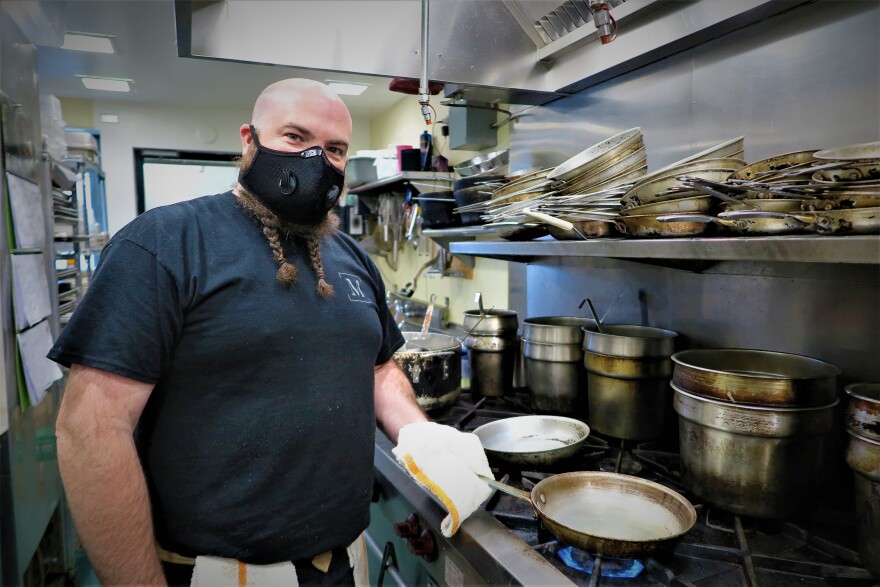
393,513,421,538
407,529,438,562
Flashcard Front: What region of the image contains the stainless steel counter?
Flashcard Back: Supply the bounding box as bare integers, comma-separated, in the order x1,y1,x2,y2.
446,235,880,265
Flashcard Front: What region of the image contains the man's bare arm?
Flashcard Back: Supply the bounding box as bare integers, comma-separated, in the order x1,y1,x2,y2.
374,359,427,444
55,364,166,586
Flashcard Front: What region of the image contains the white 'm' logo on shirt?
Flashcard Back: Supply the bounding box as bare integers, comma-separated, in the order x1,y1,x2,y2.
338,273,370,303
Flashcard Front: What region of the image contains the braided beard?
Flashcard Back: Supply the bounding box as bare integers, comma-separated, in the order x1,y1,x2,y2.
234,147,339,297
233,184,340,241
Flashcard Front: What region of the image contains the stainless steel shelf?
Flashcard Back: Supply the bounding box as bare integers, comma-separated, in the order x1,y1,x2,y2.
421,226,491,248
347,171,454,195
447,235,880,265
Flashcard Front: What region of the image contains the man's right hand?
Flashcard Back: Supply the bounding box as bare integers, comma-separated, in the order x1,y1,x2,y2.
56,364,166,585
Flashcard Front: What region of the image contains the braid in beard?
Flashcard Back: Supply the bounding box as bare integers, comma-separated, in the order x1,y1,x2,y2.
307,236,334,297
260,214,298,285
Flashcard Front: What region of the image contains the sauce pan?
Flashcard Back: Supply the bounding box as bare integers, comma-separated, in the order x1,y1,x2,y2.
473,415,589,466
478,472,696,558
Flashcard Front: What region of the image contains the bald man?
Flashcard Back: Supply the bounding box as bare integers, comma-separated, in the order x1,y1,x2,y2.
50,79,428,585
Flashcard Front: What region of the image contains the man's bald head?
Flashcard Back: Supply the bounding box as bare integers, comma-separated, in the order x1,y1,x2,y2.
240,78,353,170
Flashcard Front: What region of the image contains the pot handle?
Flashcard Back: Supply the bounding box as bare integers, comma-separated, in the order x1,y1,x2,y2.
523,209,589,241
477,474,533,503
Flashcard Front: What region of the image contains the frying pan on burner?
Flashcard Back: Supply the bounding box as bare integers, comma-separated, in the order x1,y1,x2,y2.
478,472,697,558
473,415,590,466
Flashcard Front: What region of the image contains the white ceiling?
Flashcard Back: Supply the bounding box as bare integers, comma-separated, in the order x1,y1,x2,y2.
35,0,409,118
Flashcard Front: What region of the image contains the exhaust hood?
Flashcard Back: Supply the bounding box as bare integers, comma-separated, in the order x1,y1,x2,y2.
174,0,811,105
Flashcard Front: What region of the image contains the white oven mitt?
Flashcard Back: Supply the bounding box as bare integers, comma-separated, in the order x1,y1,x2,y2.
190,556,298,586
392,422,494,537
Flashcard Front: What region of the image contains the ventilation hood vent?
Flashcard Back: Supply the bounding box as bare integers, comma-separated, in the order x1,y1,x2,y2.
174,0,812,105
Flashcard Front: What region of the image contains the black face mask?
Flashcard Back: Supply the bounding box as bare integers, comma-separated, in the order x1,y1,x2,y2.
239,125,345,225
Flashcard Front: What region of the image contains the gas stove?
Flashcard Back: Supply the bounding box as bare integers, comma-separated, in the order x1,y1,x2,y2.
367,391,878,587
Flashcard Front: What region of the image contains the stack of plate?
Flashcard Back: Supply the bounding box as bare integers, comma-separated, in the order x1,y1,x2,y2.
548,128,647,196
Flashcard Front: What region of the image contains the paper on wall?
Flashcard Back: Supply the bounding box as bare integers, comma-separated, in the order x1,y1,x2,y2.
16,320,62,407
6,172,47,249
11,253,52,331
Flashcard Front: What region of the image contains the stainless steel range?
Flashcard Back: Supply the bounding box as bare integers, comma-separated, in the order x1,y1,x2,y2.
367,392,878,586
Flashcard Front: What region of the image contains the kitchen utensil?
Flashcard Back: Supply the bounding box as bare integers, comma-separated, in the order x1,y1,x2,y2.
453,186,492,225
671,348,840,407
548,128,643,181
814,140,880,161
674,384,837,519
618,194,714,217
521,348,586,414
463,308,519,398
631,157,747,189
473,415,590,465
475,291,485,318
812,161,880,183
615,212,713,238
561,165,648,196
673,136,745,166
582,324,678,358
719,206,880,235
587,372,669,440
621,169,736,209
393,332,462,411
583,351,672,380
846,383,880,442
477,472,697,558
656,212,806,236
522,316,594,345
521,209,589,240
561,146,647,190
484,221,549,241
455,149,511,177
420,294,437,335
845,431,880,577
729,149,820,182
415,192,461,228
545,214,618,240
583,299,603,334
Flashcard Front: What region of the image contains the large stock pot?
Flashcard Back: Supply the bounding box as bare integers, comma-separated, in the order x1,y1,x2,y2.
673,384,837,519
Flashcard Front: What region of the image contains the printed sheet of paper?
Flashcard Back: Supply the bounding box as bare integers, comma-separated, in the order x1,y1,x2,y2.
16,320,62,407
6,172,47,249
11,253,52,331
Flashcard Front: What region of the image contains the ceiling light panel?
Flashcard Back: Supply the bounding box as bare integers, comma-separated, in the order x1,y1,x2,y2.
326,81,369,96
62,32,115,54
79,76,131,92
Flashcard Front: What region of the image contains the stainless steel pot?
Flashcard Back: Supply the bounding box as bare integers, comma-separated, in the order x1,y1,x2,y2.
582,324,678,358
393,332,462,412
673,384,838,519
845,431,880,577
473,415,590,465
671,348,840,407
462,309,518,335
522,339,586,414
584,351,672,380
522,316,594,345
846,382,880,442
587,373,668,440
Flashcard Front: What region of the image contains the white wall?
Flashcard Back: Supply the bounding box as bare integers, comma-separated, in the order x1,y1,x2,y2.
88,100,371,234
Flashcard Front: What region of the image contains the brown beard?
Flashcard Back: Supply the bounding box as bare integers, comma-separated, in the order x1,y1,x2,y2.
234,143,340,241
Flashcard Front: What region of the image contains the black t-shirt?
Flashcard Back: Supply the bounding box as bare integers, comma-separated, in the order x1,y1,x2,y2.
48,191,404,563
